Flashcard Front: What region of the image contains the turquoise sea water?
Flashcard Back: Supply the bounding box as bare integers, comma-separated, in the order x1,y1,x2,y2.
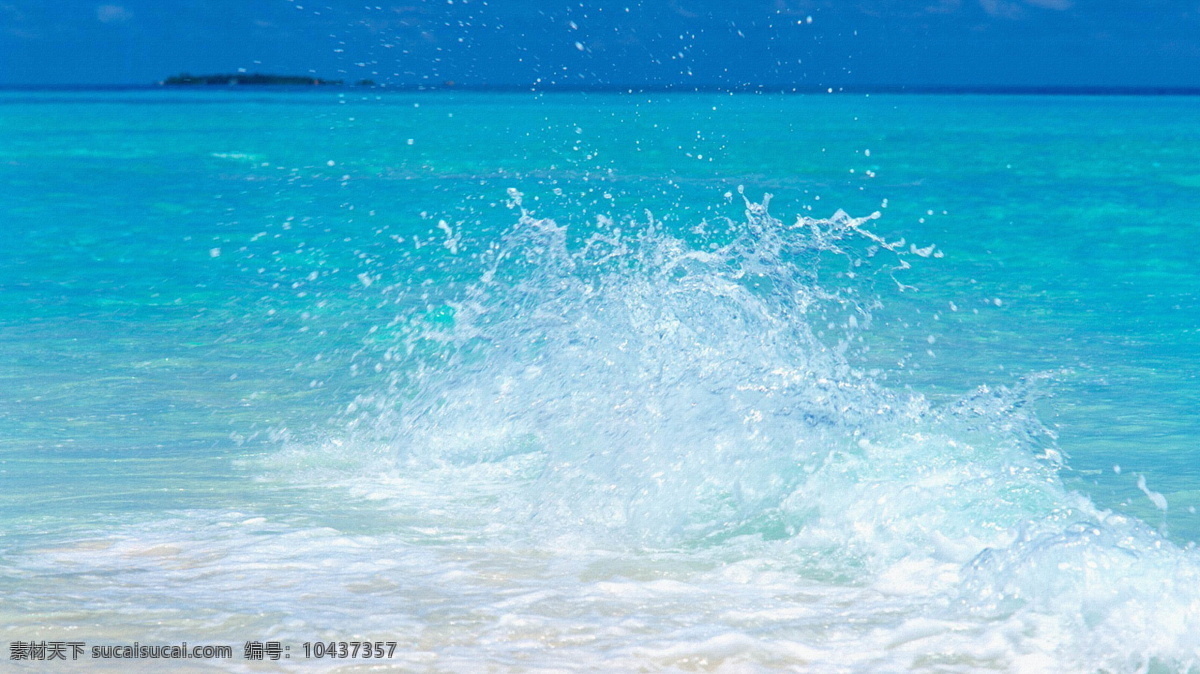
1,91,1199,671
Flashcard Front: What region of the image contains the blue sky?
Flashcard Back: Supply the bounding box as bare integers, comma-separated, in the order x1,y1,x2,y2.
1,0,1198,87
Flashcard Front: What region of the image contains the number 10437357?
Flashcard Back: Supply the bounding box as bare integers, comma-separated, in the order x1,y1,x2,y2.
302,641,397,659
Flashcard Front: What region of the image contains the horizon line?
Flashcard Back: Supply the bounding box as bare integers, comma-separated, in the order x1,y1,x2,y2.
2,83,1200,96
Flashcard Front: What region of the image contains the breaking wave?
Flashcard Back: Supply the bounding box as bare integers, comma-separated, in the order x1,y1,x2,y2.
260,190,1200,671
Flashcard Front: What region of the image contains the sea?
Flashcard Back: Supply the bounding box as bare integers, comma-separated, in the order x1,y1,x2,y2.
1,90,1198,672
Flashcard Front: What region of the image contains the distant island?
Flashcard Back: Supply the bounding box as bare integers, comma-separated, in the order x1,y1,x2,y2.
160,73,376,87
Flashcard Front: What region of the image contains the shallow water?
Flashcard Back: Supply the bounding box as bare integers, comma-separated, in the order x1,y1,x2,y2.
1,91,1198,671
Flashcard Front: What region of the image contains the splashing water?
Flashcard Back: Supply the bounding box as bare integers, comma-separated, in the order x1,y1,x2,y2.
252,193,1200,671
338,191,910,544
8,189,1198,672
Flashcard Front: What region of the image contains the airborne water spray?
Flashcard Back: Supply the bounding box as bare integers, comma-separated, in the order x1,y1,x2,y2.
257,190,1200,672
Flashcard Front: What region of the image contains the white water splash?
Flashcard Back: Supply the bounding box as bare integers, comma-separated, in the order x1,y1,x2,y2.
10,195,1199,672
